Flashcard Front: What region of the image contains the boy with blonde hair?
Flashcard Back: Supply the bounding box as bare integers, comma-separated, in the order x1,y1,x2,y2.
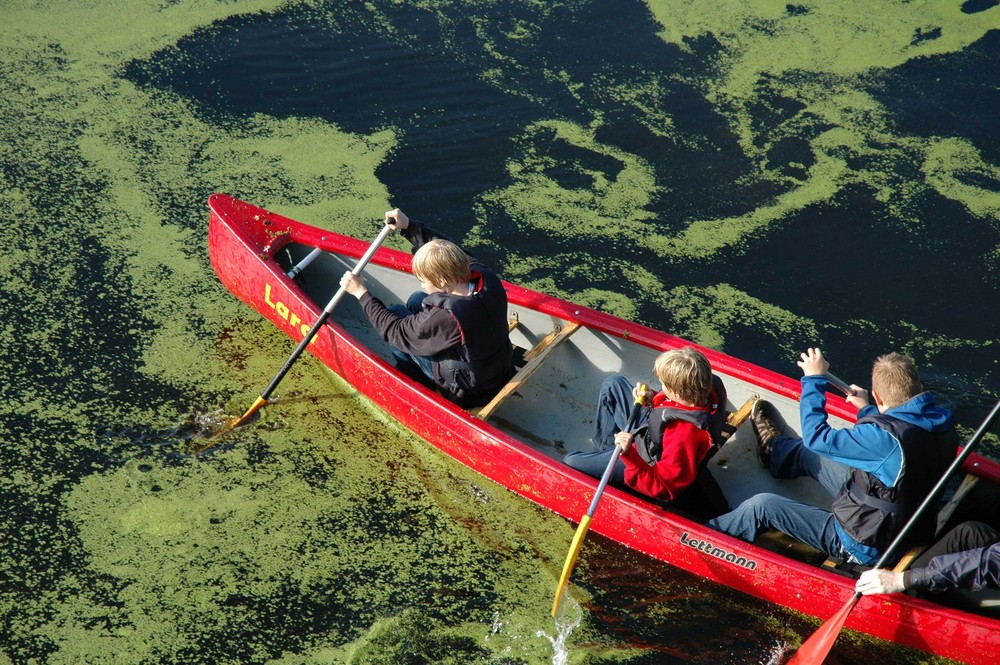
410,239,470,289
563,346,726,503
708,348,957,566
341,209,514,407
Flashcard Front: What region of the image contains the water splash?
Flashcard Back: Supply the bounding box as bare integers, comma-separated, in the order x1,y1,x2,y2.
716,638,792,665
95,408,242,458
760,639,792,665
538,596,583,665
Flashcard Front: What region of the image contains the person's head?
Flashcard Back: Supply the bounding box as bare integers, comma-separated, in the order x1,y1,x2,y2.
411,239,470,291
654,347,712,406
871,352,923,410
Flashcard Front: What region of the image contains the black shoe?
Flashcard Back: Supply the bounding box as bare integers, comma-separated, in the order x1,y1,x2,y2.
751,399,781,468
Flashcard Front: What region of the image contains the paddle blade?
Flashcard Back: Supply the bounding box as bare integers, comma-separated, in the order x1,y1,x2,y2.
551,515,592,617
232,396,269,429
192,396,268,456
787,594,860,664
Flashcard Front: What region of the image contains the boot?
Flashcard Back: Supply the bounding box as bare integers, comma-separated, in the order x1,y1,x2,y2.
751,399,781,468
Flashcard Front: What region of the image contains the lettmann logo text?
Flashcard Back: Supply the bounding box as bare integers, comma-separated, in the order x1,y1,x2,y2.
680,532,757,570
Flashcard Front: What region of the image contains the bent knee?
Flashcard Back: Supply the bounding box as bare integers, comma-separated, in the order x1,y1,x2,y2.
740,493,785,513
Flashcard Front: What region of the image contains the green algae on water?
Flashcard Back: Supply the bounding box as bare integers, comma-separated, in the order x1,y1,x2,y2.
1,1,996,662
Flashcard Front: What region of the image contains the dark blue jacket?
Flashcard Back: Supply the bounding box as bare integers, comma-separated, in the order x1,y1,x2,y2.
359,219,513,406
909,543,1000,593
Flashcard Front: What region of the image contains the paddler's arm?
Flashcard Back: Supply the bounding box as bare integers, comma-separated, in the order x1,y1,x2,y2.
392,209,488,266
339,277,462,357
340,271,368,299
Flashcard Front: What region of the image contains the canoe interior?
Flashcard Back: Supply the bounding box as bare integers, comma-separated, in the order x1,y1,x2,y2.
276,240,838,521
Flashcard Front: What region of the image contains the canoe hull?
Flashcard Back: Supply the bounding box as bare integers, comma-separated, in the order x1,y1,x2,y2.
208,193,1000,663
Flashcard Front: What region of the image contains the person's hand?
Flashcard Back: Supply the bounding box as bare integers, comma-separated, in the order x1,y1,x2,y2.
340,271,367,298
797,347,830,377
846,386,870,411
855,568,906,595
632,382,653,406
614,431,634,453
385,208,409,230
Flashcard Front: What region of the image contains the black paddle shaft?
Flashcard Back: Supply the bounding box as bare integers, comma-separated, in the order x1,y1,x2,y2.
872,398,1000,570
258,310,334,401
256,222,394,403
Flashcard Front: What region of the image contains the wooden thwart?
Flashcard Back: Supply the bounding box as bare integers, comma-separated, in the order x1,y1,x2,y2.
891,544,927,572
522,324,576,364
721,396,757,442
475,322,581,422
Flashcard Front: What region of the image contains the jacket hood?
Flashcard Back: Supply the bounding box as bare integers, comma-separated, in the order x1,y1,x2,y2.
885,392,954,432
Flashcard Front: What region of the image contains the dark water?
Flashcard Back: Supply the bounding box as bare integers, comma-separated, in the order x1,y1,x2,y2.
129,1,1000,426
2,1,998,663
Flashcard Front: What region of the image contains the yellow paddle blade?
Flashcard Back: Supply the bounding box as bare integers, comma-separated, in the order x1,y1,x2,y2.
551,514,592,617
231,396,269,429
192,396,268,455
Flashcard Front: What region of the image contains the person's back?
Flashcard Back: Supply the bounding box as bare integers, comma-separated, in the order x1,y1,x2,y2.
340,209,514,407
708,348,957,567
830,352,958,556
410,235,513,406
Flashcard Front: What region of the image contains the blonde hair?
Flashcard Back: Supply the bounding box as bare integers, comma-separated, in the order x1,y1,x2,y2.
654,347,712,406
871,352,923,409
411,239,470,288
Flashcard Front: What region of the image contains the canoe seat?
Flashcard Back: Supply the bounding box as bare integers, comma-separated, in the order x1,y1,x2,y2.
821,542,927,576
473,322,582,422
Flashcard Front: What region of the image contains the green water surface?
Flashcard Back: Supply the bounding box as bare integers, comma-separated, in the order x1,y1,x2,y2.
1,1,996,663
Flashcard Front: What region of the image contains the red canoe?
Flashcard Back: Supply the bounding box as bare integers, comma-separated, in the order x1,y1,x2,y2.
207,192,1000,663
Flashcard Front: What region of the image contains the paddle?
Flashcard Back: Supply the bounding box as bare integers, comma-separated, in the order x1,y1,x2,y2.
824,372,856,397
551,384,647,617
196,223,395,454
787,397,1000,664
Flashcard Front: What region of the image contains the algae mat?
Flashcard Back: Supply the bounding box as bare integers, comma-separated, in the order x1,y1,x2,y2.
1,1,996,663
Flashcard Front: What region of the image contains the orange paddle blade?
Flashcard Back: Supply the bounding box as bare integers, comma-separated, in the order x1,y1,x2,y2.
231,396,268,429
787,594,860,664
